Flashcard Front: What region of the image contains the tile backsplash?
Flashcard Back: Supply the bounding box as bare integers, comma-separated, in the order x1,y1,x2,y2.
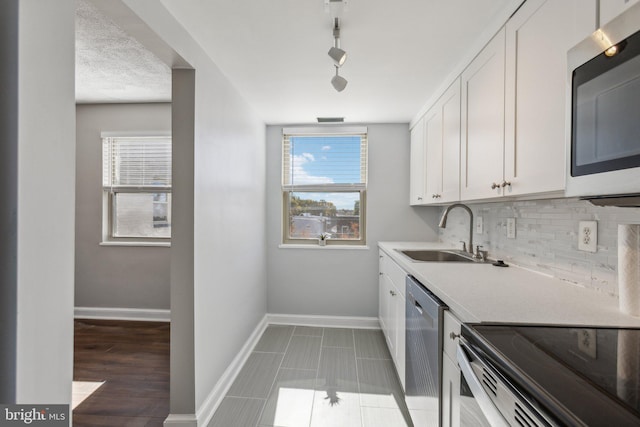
438,198,640,296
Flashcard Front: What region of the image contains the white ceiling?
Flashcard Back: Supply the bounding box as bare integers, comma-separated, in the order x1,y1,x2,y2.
75,0,171,104
76,0,520,124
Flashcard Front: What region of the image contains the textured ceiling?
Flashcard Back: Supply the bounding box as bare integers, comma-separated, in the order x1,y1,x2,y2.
75,0,171,104
76,0,521,123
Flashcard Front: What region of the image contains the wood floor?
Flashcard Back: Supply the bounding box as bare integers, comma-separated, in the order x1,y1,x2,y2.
73,319,170,427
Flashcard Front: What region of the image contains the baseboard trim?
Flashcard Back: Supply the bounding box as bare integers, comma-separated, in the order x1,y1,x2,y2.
74,307,171,322
163,414,197,427
195,314,269,427
163,313,379,425
266,313,381,329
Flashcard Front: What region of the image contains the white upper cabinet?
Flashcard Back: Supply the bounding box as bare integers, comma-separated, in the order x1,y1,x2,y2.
409,117,426,205
600,0,639,26
503,0,596,197
460,28,506,200
424,78,461,204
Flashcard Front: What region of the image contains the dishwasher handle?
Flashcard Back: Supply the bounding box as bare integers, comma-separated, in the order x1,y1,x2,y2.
456,342,510,427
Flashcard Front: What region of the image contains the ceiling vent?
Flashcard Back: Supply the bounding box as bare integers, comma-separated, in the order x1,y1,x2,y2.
317,117,345,123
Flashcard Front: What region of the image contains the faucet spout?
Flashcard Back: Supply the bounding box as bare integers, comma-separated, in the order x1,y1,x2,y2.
439,203,473,254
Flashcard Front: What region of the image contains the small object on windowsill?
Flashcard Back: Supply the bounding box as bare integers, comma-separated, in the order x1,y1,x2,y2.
492,260,509,267
318,233,330,246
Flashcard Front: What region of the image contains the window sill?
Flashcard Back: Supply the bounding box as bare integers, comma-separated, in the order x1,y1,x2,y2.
100,241,171,248
278,244,369,250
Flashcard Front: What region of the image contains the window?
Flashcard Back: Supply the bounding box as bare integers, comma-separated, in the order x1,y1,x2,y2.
282,127,367,246
102,135,172,243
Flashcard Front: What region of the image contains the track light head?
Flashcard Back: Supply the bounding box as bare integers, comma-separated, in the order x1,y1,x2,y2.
328,46,347,67
331,68,347,92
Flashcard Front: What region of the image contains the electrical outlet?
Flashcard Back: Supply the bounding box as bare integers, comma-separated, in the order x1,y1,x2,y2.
577,329,597,358
578,220,597,252
476,216,483,234
507,218,516,239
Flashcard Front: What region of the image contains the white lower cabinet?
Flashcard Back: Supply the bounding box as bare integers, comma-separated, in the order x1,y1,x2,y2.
442,310,462,427
378,249,406,390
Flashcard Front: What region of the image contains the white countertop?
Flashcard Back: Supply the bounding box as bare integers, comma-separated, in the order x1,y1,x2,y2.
379,241,640,327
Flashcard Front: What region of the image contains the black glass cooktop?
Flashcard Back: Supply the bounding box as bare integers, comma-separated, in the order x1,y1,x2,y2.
462,324,640,427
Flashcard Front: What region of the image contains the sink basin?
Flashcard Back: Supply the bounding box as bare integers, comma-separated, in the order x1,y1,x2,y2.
399,249,489,263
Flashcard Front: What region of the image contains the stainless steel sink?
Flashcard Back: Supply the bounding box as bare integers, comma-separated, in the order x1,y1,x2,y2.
398,249,490,263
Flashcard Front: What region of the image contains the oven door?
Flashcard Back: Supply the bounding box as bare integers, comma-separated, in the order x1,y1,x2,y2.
456,341,554,427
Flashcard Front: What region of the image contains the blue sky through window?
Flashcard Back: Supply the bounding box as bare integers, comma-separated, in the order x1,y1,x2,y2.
289,135,362,210
290,135,362,185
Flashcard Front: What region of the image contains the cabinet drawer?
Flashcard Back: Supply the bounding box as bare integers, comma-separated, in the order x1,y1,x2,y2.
443,310,462,360
385,255,407,296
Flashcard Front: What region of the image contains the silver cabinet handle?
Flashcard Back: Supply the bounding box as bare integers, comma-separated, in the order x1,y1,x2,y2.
491,182,500,190
449,332,460,340
457,343,510,427
501,180,511,188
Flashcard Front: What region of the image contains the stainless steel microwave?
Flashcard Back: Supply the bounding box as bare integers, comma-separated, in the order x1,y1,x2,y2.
566,3,640,200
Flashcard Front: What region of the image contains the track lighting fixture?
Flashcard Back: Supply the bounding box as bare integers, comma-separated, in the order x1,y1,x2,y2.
328,17,348,91
331,66,347,92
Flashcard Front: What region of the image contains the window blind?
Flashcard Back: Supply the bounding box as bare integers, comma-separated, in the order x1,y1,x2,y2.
103,136,172,188
282,133,367,191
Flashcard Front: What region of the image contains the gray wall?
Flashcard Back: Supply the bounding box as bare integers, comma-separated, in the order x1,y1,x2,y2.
121,0,268,418
0,0,18,404
14,0,75,405
266,124,440,317
75,103,171,310
438,198,640,295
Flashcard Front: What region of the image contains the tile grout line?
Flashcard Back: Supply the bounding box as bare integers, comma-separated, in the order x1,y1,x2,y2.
253,326,296,427
353,329,366,427
308,327,325,427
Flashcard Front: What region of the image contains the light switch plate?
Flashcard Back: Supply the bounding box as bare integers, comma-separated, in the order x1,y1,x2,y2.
578,220,597,252
507,218,516,239
476,216,483,234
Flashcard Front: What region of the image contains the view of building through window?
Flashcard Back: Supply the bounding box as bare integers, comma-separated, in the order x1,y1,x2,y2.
282,131,367,244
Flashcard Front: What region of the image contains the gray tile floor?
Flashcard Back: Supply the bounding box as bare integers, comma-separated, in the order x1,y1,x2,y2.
209,325,413,427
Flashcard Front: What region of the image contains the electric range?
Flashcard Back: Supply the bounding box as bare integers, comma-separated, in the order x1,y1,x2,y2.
461,324,640,426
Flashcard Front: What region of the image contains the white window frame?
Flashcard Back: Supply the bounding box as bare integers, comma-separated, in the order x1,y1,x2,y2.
101,132,172,246
281,127,368,246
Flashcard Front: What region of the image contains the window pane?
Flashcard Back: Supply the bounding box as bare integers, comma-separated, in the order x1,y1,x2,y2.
113,192,171,238
288,192,361,240
284,135,365,186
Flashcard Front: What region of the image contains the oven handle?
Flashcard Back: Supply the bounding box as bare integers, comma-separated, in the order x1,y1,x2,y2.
457,341,510,427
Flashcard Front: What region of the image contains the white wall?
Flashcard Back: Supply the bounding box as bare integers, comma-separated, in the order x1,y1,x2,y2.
439,198,640,295
75,103,171,310
15,0,76,405
116,1,268,421
266,124,440,317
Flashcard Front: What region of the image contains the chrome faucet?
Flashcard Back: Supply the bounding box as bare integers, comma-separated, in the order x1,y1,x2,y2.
439,203,474,256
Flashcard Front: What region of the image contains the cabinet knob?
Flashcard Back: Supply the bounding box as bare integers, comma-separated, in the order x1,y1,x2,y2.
432,194,441,199
501,180,511,188
389,290,396,296
449,332,460,340
491,182,500,190
379,272,384,276
417,196,423,201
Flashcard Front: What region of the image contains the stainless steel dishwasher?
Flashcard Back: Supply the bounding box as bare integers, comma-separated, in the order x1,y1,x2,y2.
405,275,447,427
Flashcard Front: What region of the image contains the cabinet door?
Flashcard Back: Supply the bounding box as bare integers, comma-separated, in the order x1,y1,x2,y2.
395,290,406,391
504,0,594,196
410,118,427,205
442,354,461,427
424,107,443,202
600,0,639,26
460,28,506,201
440,78,461,203
380,274,396,354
